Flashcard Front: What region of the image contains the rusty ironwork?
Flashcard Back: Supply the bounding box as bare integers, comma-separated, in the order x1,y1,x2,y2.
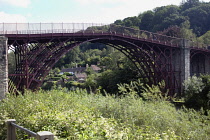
1,23,210,95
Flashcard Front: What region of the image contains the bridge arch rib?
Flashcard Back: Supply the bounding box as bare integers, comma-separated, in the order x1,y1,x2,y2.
190,50,210,76
8,34,180,95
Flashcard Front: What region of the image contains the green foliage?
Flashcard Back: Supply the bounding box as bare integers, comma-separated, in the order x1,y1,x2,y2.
118,80,169,101
184,75,204,95
114,0,210,40
183,75,210,109
182,2,210,36
152,5,183,32
83,74,98,91
54,47,81,69
97,65,140,94
181,0,200,11
114,16,140,28
65,81,82,90
8,51,16,74
198,30,210,45
51,77,62,81
180,20,197,40
1,89,210,139
141,81,170,101
117,79,143,97
63,72,73,76
139,10,154,31
41,81,57,90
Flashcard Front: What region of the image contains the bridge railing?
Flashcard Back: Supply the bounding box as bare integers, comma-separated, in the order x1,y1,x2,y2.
188,40,209,50
0,23,209,50
109,24,185,46
0,23,107,34
6,119,54,140
109,24,209,50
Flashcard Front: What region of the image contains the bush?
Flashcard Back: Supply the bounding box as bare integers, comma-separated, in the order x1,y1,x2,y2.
41,81,57,90
1,88,210,139
51,77,62,81
118,79,169,101
183,75,210,109
63,72,73,76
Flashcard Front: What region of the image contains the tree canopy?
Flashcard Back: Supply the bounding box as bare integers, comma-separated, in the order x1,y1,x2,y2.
114,0,210,38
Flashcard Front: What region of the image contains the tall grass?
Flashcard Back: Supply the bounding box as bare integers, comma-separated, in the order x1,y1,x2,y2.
0,88,210,139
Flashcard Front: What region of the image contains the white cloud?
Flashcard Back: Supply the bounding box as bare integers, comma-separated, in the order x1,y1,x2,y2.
73,0,184,23
75,0,127,5
0,12,27,22
0,0,30,8
105,0,182,15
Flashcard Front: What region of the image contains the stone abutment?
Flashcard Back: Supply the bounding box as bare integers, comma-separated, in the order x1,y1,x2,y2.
0,36,8,100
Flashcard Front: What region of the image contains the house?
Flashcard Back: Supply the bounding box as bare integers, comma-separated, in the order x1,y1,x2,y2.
74,73,87,82
90,65,101,73
60,67,86,75
61,64,101,74
60,64,101,82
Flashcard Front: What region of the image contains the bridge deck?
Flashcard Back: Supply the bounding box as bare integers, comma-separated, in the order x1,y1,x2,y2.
0,23,209,52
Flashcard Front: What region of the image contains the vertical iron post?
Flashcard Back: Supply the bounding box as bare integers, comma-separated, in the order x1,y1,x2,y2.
3,22,4,34
16,23,17,32
73,23,75,33
52,22,53,33
28,23,29,33
40,22,41,33
62,22,63,33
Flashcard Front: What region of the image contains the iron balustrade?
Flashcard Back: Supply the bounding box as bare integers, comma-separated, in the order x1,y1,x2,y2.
0,23,208,49
6,119,54,140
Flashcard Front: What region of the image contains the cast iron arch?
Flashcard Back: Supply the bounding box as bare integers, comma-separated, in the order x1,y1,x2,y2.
190,50,210,76
8,36,175,94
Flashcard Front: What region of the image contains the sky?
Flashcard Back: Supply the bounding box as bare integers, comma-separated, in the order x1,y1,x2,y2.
0,0,210,24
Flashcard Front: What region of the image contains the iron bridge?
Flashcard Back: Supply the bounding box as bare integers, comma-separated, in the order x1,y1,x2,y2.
1,23,210,95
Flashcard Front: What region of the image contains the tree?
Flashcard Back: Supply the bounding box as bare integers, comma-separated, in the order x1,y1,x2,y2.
83,74,98,92
183,74,210,110
181,0,200,11
152,5,181,32
114,19,123,25
8,51,16,74
97,56,140,94
180,20,197,40
114,16,140,28
139,10,154,31
54,46,81,69
198,30,210,45
182,4,210,36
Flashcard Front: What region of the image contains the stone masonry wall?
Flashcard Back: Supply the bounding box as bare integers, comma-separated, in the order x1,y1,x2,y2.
0,36,8,100
180,39,190,93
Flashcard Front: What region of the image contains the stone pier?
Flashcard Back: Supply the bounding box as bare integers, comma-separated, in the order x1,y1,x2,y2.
0,36,8,100
181,48,190,81
180,40,190,92
172,39,191,94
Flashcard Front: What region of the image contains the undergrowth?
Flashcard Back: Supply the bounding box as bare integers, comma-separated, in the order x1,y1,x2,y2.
0,88,210,139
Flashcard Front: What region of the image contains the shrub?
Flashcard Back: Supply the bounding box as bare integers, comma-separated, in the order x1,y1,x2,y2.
118,79,169,101
0,88,210,139
51,77,62,81
42,81,57,90
63,72,73,76
183,75,210,109
183,75,204,96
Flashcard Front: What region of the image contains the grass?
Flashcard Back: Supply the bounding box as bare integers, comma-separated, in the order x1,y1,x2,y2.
0,88,210,139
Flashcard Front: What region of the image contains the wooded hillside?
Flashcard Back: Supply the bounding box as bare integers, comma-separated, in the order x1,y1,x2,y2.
114,0,210,40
